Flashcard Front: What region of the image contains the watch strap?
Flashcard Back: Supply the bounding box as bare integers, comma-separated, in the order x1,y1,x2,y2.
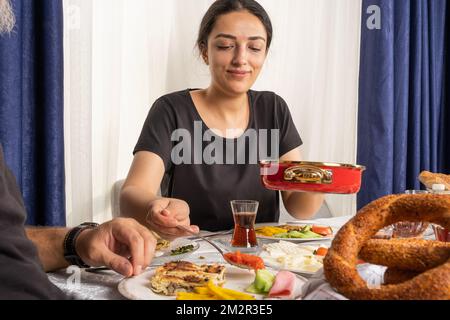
63,222,99,268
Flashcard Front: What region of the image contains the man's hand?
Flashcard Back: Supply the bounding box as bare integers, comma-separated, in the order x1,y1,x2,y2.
146,198,199,239
75,218,157,277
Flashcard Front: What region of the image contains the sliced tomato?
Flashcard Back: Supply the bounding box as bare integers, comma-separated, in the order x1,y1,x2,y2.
224,251,265,270
241,253,265,270
311,225,333,236
224,252,238,263
314,247,329,256
235,250,242,262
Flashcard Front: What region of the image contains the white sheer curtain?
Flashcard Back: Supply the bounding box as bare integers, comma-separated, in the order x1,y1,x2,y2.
63,0,362,226
63,0,93,226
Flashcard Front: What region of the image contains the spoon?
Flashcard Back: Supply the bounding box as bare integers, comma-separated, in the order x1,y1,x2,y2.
176,225,259,270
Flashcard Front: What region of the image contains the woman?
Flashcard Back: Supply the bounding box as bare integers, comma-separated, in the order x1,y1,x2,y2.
120,0,324,237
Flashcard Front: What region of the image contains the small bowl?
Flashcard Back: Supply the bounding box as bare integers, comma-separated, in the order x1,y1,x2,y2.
392,221,429,238
432,225,450,242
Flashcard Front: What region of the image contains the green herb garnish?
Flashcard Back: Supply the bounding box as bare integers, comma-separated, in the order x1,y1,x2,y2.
170,244,195,256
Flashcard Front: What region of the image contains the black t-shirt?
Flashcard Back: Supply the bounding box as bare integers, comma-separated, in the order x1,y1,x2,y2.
134,89,302,231
0,145,66,299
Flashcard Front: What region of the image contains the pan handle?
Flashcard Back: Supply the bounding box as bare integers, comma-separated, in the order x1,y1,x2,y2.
284,165,333,184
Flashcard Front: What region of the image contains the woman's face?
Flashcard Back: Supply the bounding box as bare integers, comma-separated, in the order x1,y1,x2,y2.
204,10,268,96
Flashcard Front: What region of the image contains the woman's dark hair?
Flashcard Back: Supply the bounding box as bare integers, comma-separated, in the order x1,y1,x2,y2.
197,0,273,54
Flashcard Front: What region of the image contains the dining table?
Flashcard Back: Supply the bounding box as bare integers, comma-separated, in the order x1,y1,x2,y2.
47,215,423,300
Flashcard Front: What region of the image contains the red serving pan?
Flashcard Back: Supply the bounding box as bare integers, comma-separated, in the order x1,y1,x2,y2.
260,161,366,194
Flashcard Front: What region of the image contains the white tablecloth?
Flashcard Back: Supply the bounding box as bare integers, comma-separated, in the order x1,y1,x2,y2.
47,216,389,300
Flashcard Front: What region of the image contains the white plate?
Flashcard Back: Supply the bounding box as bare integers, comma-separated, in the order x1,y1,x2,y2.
118,265,306,300
258,242,325,276
256,224,334,242
151,238,200,265
261,260,321,277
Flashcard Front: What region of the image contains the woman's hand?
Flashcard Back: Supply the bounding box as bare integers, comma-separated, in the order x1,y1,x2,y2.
75,218,157,277
146,198,199,239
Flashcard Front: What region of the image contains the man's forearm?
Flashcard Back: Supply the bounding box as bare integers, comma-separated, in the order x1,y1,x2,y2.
25,227,70,272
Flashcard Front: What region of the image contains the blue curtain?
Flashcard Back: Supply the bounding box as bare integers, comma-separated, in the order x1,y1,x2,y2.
0,0,65,226
442,9,450,173
357,0,449,209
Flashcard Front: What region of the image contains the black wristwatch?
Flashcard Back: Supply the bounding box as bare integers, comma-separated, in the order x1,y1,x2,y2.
63,222,99,268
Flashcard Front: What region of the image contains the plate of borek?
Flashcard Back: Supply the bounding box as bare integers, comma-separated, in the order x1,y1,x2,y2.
118,260,307,300
255,224,333,242
258,241,328,276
